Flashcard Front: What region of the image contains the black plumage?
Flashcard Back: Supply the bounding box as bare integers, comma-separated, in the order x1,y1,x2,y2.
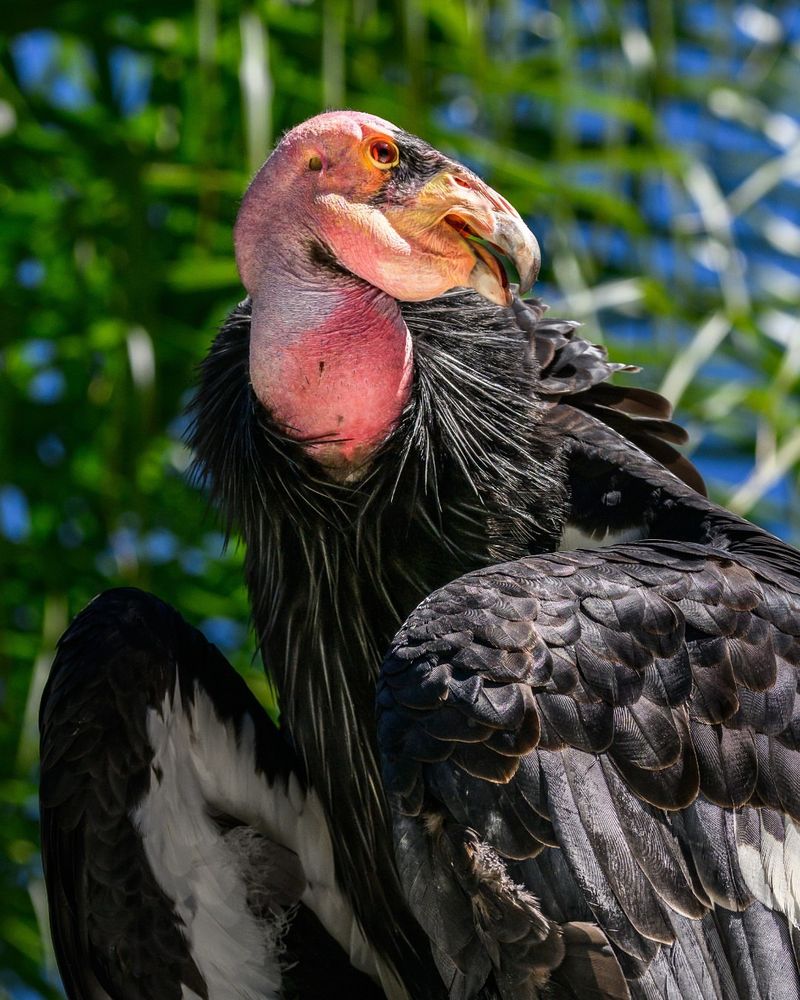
379,512,800,996
40,588,385,1000
188,291,571,993
186,288,710,993
40,97,800,998
42,278,779,998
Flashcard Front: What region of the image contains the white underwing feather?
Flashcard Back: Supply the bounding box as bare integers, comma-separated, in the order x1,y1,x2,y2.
134,676,407,998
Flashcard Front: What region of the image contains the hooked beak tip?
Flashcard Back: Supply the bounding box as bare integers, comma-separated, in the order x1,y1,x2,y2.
493,216,541,296
446,172,541,302
465,218,540,305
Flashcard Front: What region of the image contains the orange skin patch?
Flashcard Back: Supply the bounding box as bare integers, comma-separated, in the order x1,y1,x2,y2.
315,193,476,303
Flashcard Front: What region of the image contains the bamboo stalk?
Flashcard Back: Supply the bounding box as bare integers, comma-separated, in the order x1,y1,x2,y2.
239,8,272,173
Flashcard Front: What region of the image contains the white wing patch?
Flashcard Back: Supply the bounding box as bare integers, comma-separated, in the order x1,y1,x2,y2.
133,676,405,999
738,810,800,928
133,678,285,1000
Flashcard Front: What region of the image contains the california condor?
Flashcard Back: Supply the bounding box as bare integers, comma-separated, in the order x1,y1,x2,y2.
40,111,799,999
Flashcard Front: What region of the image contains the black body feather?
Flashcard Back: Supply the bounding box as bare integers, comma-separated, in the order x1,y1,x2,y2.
41,283,718,998
188,288,706,993
380,497,800,995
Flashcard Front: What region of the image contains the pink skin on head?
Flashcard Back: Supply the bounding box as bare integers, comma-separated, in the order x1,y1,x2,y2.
234,110,538,474
248,279,413,468
236,112,420,474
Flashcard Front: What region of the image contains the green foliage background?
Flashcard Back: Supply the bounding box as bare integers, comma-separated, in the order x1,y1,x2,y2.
2,1,799,995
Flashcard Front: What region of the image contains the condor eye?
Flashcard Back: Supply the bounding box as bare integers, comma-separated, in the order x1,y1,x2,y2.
368,139,399,168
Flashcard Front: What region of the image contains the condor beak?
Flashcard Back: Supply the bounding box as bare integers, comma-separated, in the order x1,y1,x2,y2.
313,158,541,308
444,173,540,305
418,169,541,306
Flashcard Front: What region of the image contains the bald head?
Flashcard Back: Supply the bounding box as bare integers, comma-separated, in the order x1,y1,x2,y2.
237,111,541,471
234,110,540,307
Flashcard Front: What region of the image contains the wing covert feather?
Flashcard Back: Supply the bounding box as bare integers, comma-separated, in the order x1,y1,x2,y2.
379,538,800,997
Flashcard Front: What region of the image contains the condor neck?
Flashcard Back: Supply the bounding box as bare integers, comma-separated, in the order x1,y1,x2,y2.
249,262,413,473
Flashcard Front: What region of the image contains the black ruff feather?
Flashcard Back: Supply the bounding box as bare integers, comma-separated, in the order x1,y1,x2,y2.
187,288,704,994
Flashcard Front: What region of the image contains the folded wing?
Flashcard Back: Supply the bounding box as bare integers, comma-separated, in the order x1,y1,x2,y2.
378,535,800,999
40,588,386,1000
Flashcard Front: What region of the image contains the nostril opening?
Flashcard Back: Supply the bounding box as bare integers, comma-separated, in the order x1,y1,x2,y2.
453,176,472,189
